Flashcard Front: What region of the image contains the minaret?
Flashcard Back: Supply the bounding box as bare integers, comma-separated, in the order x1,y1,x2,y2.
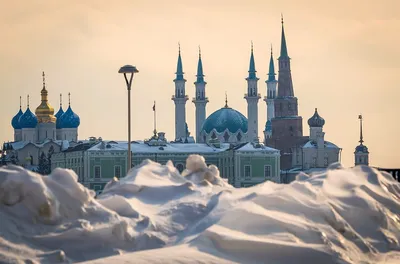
354,114,369,166
244,42,261,142
192,47,209,143
263,45,278,141
172,44,188,140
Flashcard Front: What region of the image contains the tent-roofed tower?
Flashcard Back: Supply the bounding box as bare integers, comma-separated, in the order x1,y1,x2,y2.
265,16,307,170
172,43,188,141
192,46,209,143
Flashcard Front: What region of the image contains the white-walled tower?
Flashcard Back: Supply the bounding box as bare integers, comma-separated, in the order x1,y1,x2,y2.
172,44,188,140
192,47,209,143
263,46,278,142
244,43,261,142
355,114,369,166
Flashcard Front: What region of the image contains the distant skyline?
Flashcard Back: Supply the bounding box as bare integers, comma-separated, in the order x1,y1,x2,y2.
1,0,399,167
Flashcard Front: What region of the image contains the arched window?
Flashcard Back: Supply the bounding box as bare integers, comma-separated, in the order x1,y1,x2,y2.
211,132,217,139
223,132,230,142
237,133,242,141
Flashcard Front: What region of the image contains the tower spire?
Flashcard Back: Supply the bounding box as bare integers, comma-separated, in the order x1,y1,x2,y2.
247,41,257,80
175,42,184,81
279,14,289,59
359,114,364,144
267,44,276,82
195,45,205,83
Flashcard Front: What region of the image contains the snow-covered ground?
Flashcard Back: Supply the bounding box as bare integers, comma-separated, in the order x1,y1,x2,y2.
0,155,399,264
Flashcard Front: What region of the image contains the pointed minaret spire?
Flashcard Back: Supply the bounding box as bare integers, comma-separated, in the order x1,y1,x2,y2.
172,42,188,140
247,41,257,80
196,46,205,83
359,114,364,144
175,42,184,81
280,14,289,59
268,45,276,82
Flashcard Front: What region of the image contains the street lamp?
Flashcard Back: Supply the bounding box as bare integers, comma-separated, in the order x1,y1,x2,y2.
119,64,139,173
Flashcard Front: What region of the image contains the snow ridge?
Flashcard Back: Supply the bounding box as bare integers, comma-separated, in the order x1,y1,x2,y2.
0,156,399,264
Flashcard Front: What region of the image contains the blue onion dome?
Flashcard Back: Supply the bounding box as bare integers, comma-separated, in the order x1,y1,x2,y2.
355,144,369,153
55,107,64,129
18,108,38,128
11,109,24,129
308,108,325,127
201,106,248,134
265,120,272,132
58,106,80,128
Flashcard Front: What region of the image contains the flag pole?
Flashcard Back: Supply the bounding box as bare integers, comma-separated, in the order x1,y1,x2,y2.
153,101,157,136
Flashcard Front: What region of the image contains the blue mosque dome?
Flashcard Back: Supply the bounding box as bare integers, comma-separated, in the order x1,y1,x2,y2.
55,106,64,129
58,106,80,129
201,106,248,134
265,120,272,132
11,109,24,129
308,108,325,128
18,108,38,129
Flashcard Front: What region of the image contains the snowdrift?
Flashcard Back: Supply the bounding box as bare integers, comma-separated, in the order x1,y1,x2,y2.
0,155,399,264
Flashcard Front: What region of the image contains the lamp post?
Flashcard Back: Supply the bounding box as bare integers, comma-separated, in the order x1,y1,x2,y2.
118,65,139,173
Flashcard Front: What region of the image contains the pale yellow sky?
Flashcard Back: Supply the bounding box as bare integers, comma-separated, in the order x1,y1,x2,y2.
1,0,399,168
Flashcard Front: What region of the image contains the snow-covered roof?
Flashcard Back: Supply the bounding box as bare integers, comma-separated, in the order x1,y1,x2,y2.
302,140,339,149
6,140,70,151
87,141,231,154
235,142,279,153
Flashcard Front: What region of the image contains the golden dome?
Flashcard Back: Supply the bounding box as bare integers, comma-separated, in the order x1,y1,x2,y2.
35,72,56,123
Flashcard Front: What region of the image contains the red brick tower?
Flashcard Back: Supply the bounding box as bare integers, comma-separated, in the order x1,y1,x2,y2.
266,16,308,170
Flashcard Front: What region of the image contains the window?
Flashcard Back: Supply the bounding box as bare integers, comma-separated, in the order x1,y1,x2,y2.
237,133,242,141
223,132,230,142
244,165,251,179
114,165,121,178
94,166,101,179
264,165,271,178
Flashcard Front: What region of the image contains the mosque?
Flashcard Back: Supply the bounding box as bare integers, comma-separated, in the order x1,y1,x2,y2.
3,17,363,191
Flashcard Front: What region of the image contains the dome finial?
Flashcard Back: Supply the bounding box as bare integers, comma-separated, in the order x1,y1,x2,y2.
60,93,62,107
251,40,253,53
199,45,201,58
19,96,22,109
178,41,181,55
225,91,229,108
271,43,273,55
358,114,364,144
42,71,46,90
27,94,30,108
68,92,71,106
281,13,284,24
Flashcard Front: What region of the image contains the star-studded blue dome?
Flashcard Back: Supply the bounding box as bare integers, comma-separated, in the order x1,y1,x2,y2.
58,106,80,128
18,108,38,129
308,108,325,127
265,120,272,132
201,107,248,134
55,107,64,129
11,109,24,129
355,144,369,153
